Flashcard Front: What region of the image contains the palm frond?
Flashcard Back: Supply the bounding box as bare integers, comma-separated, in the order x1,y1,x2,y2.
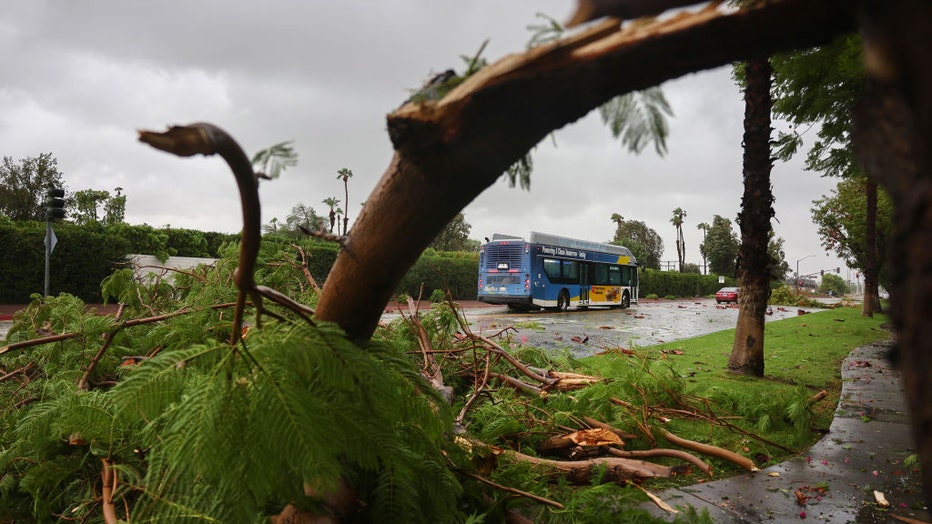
250,141,298,180
599,87,674,156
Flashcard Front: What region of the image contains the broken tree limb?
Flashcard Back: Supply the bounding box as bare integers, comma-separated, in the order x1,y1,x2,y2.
605,447,712,477
401,295,453,403
628,481,680,515
489,372,545,397
139,124,263,344
540,428,624,453
1,303,238,355
809,389,828,404
509,449,675,484
525,366,604,391
100,458,118,524
457,469,564,510
566,0,718,27
661,429,758,472
290,243,322,296
0,362,35,383
582,416,638,440
77,303,125,391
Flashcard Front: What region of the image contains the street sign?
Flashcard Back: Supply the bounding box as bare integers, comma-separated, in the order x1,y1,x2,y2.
44,227,58,254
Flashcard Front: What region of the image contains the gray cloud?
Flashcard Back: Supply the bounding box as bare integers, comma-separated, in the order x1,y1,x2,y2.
1,1,845,278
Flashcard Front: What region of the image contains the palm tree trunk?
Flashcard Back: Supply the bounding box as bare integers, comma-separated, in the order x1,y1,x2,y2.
728,57,774,377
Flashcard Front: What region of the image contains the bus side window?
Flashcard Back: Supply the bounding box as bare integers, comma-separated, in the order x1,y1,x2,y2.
543,258,561,281
609,265,622,286
594,264,609,285
563,260,579,282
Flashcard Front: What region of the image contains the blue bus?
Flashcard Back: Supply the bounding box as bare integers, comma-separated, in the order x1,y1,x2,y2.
477,232,639,311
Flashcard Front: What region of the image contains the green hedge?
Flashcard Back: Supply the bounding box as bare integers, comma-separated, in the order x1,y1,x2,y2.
0,221,240,303
397,250,480,300
0,221,131,303
0,219,740,305
638,268,736,298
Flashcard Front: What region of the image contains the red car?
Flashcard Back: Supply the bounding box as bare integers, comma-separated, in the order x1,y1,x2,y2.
715,287,738,304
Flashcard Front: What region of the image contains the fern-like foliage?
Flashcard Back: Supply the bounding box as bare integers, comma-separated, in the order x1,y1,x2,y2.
110,321,460,522
1,241,467,523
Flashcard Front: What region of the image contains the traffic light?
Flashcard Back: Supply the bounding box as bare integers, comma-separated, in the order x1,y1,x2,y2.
820,269,824,276
836,267,840,273
45,186,65,221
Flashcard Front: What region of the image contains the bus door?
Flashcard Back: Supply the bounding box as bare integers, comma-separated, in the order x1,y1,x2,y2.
579,263,589,305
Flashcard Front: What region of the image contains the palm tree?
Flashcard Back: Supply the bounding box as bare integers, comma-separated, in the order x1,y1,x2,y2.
334,207,344,236
727,54,775,377
696,222,710,275
336,168,353,235
670,207,687,272
322,197,340,234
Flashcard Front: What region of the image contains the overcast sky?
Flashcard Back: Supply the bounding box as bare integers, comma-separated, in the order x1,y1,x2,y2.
1,1,848,280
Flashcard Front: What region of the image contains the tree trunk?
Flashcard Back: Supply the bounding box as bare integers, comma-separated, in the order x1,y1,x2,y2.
861,179,879,316
728,57,774,377
313,0,856,342
852,0,932,507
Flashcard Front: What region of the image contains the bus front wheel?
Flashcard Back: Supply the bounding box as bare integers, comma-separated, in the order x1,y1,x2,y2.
622,291,631,309
557,290,570,312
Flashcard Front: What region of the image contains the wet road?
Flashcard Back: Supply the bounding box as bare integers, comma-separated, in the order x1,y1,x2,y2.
463,299,823,357
1,299,823,353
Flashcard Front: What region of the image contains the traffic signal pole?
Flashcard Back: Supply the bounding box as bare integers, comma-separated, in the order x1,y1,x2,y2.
44,219,51,297
43,185,65,298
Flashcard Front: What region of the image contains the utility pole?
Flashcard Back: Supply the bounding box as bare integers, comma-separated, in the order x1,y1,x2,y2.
795,254,815,292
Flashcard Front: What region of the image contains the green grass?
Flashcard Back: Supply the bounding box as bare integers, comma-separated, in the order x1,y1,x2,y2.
573,306,891,479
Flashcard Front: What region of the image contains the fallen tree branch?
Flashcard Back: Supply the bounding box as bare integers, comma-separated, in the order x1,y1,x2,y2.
1,302,237,355
401,294,453,403
78,303,125,391
0,362,36,383
582,416,638,440
509,449,676,484
540,427,624,454
661,429,758,471
605,447,712,477
490,372,545,397
627,481,680,515
100,458,118,524
458,469,564,510
809,389,828,404
290,243,322,296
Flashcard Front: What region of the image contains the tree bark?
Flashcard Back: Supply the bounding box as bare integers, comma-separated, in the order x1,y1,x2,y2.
852,0,932,507
862,180,879,317
314,0,857,342
728,57,774,377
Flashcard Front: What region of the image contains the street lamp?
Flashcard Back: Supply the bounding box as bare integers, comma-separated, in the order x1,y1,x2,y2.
795,254,815,291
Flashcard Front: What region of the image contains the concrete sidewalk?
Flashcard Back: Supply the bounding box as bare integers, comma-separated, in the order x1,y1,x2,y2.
640,339,929,523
